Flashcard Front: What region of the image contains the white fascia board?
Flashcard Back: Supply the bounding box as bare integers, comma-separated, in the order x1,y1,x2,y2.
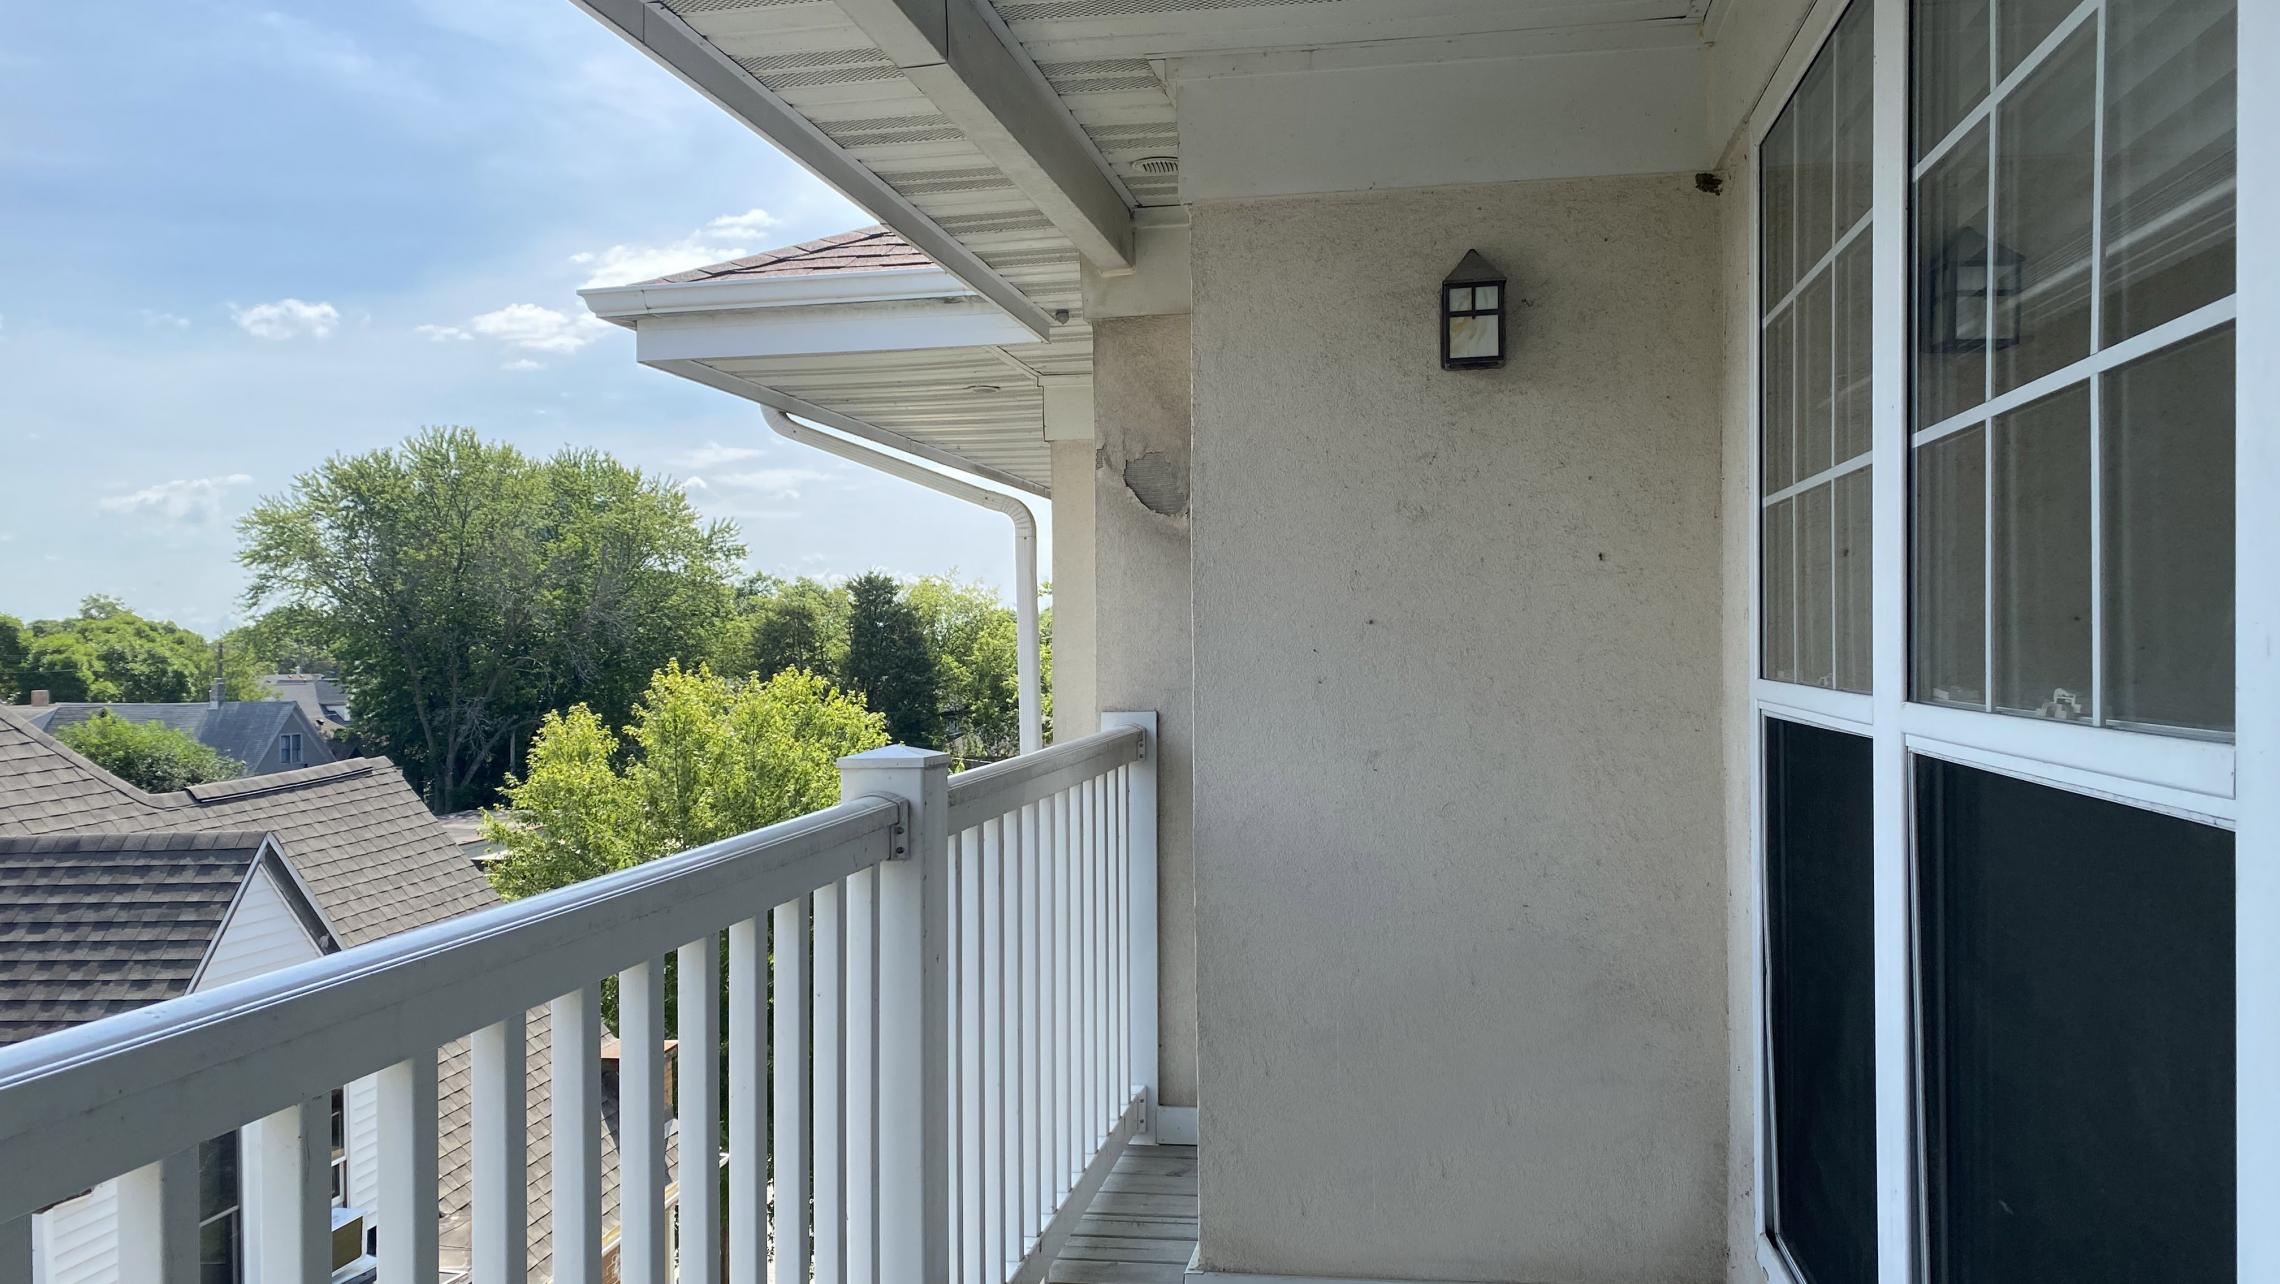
647,357,1051,500
568,0,1057,337
581,266,978,325
833,0,1135,270
630,296,1040,364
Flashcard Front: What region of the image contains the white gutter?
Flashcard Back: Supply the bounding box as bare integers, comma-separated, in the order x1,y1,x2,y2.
760,407,1043,756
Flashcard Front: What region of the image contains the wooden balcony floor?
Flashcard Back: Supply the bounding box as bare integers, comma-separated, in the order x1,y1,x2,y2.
1049,1144,1199,1283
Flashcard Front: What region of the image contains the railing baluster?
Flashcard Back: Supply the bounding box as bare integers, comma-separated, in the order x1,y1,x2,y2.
846,867,879,1284
959,828,984,1284
1116,765,1129,1105
1083,774,1100,1149
774,896,813,1284
1060,785,1077,1194
814,878,846,1284
114,1149,197,1284
982,815,1006,1281
551,984,604,1284
728,919,766,1284
1023,801,1044,1242
377,1051,439,1284
247,1095,330,1283
1009,803,1029,1261
1107,713,1161,1140
1040,793,1059,1213
947,830,966,1284
472,1013,528,1284
681,935,723,1284
619,958,668,1284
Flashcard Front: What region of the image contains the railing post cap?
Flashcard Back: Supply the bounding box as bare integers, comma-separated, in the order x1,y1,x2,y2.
838,744,952,771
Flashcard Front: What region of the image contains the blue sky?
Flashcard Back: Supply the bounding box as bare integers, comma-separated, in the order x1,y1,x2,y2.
0,1,1046,636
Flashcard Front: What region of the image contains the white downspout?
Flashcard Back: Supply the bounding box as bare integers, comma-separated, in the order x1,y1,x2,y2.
760,407,1043,755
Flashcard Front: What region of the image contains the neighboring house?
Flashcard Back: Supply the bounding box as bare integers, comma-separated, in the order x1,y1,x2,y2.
258,674,351,740
0,710,657,1283
18,700,336,776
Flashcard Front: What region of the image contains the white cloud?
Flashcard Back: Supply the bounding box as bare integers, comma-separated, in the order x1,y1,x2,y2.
232,298,338,340
675,440,765,468
571,207,783,288
415,323,471,342
679,476,709,491
97,473,254,522
501,358,544,372
138,309,190,329
464,303,609,353
713,467,831,501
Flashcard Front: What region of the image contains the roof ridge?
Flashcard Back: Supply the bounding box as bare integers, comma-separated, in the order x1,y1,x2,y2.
182,757,380,802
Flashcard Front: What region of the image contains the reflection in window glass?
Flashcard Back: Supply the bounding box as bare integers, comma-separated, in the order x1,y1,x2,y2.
1908,0,2234,738
1914,427,1986,707
1992,386,2092,717
1762,0,1872,695
2104,326,2235,734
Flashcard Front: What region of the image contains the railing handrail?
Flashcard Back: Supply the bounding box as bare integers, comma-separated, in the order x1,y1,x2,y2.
945,725,1143,835
0,794,903,1225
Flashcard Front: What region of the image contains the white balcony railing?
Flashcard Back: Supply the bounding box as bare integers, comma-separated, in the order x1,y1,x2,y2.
0,713,1159,1284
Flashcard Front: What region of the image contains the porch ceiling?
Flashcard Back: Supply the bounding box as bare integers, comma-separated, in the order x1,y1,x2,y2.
585,0,1719,330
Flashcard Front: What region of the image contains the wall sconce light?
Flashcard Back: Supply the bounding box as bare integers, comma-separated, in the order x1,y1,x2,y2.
1441,250,1507,370
1927,228,2023,353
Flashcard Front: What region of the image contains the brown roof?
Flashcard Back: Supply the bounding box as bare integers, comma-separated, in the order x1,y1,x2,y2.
0,710,660,1281
643,224,933,284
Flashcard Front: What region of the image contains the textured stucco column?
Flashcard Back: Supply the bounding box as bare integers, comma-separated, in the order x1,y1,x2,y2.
1092,314,1198,1111
1188,175,1729,1282
1049,439,1099,740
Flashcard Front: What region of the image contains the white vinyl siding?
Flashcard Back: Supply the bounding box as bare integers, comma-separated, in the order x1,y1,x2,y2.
346,1074,380,1216
196,864,323,992
32,1183,116,1284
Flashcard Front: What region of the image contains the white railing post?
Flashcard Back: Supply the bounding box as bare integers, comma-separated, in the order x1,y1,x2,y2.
115,1149,199,1284
840,744,952,1284
1102,713,1159,1141
245,1096,330,1283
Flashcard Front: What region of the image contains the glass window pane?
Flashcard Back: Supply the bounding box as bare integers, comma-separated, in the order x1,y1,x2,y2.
1475,284,1498,309
2101,0,2236,344
1915,127,1991,431
1834,238,1874,462
1447,286,1473,312
1997,0,2079,77
1994,23,2096,396
1914,426,1987,706
1765,104,1799,307
1766,308,1797,493
1835,467,1874,693
1834,6,1874,232
198,1133,238,1220
1801,274,1835,479
1802,483,1836,688
2103,325,2234,733
1992,384,2092,718
1764,720,1877,1284
1767,499,1798,683
1916,759,2234,1284
200,1212,240,1284
1915,0,1991,158
1797,57,1837,273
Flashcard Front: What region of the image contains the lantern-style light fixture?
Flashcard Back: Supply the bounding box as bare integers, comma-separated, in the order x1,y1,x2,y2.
1441,250,1507,370
1927,228,2023,353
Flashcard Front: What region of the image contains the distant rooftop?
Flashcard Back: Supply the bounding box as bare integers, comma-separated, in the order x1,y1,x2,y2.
640,224,931,285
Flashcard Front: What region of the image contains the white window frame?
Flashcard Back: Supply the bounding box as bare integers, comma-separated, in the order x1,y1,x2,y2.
1744,1,2280,1281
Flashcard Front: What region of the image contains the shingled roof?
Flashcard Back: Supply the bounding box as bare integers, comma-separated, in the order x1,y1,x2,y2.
640,223,931,284
0,710,651,1280
21,701,322,777
0,832,285,1044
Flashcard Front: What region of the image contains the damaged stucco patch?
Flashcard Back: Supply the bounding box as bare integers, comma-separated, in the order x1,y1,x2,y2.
1120,450,1189,517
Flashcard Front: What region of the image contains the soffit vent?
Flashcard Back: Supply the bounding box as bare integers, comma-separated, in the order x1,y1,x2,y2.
736,48,903,89
879,166,1020,195
669,0,816,11
1133,155,1179,174
1039,59,1166,94
824,114,968,147
1087,123,1181,150
937,212,1059,236
1001,0,1343,19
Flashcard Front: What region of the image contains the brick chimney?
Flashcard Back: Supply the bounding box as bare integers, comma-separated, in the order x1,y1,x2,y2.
28,690,50,707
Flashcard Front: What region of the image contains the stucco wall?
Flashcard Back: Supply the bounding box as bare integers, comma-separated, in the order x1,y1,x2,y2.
1188,176,1731,1282
1093,314,1199,1109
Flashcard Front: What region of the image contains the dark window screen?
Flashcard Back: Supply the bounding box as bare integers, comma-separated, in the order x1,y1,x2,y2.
1764,718,1877,1284
1917,757,2234,1284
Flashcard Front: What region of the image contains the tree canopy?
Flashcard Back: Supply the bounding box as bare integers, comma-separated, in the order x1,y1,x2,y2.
844,571,941,749
53,713,243,792
483,663,887,899
5,596,261,705
239,428,744,812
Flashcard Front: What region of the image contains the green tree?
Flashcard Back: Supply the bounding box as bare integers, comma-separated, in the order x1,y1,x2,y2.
907,575,1030,760
53,713,243,792
239,428,743,812
482,663,887,899
741,575,851,685
843,572,940,747
12,597,252,703
0,615,24,703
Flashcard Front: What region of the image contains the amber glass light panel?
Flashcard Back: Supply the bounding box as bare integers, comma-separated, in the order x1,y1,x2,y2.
1907,0,2235,737
1762,0,1872,694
